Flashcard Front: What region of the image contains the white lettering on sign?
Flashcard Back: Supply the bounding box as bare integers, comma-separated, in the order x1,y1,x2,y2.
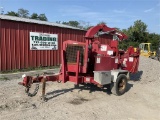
30,32,58,50
107,50,113,55
101,45,107,51
115,58,118,63
97,58,101,63
129,57,134,62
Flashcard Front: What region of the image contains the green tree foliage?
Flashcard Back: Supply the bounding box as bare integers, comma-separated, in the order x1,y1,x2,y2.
30,13,39,20
125,20,148,42
78,20,91,30
119,20,160,50
97,21,107,25
58,20,93,30
85,26,93,30
4,8,48,21
18,8,29,18
5,11,19,17
147,33,160,50
38,14,48,21
62,21,79,27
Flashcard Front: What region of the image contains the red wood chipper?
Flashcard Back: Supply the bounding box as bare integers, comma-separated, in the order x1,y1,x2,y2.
19,24,140,101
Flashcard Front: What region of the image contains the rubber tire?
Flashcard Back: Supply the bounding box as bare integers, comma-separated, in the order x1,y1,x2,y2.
111,74,127,96
158,57,160,62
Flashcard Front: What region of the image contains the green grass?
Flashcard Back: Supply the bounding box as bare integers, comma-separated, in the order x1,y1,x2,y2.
0,76,10,81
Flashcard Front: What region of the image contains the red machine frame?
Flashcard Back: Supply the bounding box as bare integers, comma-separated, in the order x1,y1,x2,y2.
19,24,140,100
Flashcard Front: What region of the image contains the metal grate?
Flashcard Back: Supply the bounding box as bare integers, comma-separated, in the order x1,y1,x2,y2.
66,45,84,65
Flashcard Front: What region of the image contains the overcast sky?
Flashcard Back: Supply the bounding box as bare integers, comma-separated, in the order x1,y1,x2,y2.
0,0,160,33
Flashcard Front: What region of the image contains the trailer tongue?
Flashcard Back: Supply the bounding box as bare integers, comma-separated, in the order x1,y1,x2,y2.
19,24,140,100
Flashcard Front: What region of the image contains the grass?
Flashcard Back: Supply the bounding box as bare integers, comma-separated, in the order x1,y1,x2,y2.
0,65,60,74
0,76,10,81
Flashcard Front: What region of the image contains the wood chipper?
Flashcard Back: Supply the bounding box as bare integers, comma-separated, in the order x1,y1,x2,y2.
19,24,140,100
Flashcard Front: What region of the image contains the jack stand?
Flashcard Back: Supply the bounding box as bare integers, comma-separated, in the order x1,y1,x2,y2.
41,76,46,101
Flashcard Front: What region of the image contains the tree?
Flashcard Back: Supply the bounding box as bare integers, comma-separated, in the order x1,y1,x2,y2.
30,13,48,21
120,20,160,50
56,21,61,24
119,20,148,49
127,20,147,42
5,11,19,17
97,21,107,25
147,33,160,50
61,20,93,29
4,8,48,21
38,14,48,21
18,8,29,18
69,21,79,27
78,20,92,30
62,21,79,27
30,13,39,20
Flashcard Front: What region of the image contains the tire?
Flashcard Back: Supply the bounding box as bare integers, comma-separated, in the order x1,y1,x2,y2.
158,57,160,62
111,74,127,96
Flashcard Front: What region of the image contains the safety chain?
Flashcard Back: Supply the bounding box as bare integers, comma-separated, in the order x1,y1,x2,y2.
25,75,40,97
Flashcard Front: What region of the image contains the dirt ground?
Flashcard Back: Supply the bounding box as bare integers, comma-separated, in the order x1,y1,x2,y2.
0,57,160,120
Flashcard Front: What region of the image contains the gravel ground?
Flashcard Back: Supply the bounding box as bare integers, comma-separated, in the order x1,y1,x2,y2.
0,56,160,120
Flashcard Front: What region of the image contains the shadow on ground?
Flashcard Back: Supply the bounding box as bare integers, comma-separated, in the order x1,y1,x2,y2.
124,71,143,93
45,84,112,101
130,71,143,81
44,71,143,101
126,83,133,93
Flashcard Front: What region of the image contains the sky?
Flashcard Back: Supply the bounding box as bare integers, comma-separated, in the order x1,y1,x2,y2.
0,0,160,34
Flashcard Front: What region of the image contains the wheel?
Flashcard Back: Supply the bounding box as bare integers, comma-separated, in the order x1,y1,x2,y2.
158,56,160,62
74,84,79,88
111,74,127,96
57,80,61,83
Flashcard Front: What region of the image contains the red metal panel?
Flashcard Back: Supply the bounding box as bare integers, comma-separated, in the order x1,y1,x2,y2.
34,24,41,67
94,56,118,71
20,22,25,69
11,22,16,70
4,20,10,70
0,20,6,71
0,19,111,71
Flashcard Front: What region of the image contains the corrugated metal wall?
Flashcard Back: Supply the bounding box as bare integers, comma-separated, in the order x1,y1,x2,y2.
0,19,112,71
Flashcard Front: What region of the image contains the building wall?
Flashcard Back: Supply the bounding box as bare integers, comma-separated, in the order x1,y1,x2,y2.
0,19,112,71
